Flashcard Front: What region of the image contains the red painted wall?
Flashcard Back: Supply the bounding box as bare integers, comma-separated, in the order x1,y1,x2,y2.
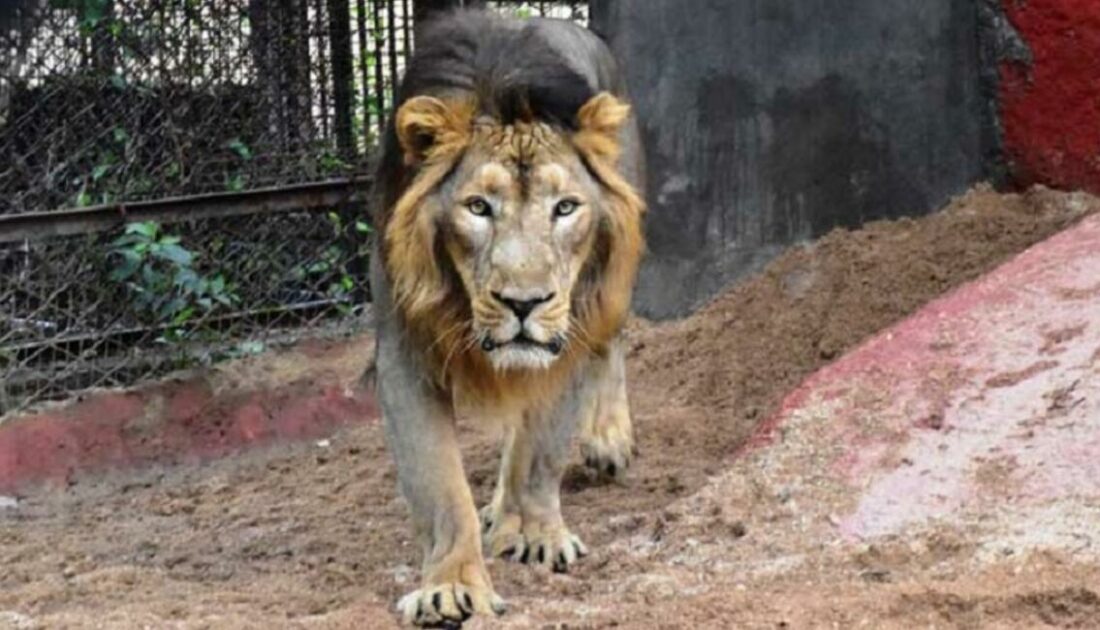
1000,0,1100,193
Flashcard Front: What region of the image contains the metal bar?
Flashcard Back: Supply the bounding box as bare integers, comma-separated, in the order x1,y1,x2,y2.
402,0,411,56
387,0,398,114
371,0,386,140
314,0,330,142
0,177,371,243
328,0,355,156
1,298,366,356
355,0,371,146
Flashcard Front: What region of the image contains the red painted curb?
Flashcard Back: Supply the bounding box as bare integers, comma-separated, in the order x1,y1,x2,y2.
0,337,378,495
756,211,1100,540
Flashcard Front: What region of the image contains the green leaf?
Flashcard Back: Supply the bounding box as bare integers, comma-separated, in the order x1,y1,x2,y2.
140,264,159,287
225,174,245,192
156,243,193,266
109,250,142,281
92,164,111,181
158,296,187,320
227,138,252,160
112,127,129,144
171,306,195,326
125,221,159,239
174,267,200,291
354,220,372,234
87,0,109,22
209,275,226,294
129,176,153,194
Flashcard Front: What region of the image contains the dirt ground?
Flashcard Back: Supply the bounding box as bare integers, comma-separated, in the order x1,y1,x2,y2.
2,185,1099,629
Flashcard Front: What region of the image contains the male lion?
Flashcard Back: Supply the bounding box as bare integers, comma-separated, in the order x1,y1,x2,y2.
370,9,645,626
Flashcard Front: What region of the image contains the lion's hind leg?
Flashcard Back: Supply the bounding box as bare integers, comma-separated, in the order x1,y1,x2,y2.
579,336,636,479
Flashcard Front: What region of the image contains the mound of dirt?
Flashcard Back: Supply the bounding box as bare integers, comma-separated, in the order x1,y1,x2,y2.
0,184,1096,629
619,184,1097,515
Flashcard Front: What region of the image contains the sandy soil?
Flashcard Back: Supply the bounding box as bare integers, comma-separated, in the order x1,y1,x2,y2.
2,185,1098,629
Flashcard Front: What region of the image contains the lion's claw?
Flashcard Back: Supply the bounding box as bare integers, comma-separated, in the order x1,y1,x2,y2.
398,581,504,627
491,526,588,572
581,432,634,480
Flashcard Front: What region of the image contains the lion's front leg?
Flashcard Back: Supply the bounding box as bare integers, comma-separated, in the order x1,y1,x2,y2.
481,387,589,573
580,336,636,479
375,331,505,627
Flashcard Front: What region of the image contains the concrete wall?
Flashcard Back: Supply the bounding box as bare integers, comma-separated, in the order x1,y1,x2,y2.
592,2,993,319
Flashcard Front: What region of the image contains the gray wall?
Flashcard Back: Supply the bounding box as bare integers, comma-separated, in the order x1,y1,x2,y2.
592,1,992,319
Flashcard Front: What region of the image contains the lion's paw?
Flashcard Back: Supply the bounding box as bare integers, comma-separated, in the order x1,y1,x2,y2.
581,408,635,479
397,578,505,628
478,501,506,536
486,515,588,573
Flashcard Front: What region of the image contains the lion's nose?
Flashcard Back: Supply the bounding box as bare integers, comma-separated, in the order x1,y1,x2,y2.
492,291,554,321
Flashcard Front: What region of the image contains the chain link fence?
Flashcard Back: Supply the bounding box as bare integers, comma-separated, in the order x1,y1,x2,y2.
0,0,587,415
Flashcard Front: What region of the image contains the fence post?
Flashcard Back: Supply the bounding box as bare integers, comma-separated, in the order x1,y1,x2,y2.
328,0,356,158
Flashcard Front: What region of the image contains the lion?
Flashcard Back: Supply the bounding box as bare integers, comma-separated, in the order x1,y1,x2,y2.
369,9,645,626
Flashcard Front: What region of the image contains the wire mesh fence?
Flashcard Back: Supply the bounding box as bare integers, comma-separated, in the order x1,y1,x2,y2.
0,0,587,416
1,202,371,410
1,0,412,212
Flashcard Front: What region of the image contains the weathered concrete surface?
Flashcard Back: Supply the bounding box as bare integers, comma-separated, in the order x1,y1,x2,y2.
593,1,991,319
997,0,1100,194
0,336,378,494
758,211,1100,547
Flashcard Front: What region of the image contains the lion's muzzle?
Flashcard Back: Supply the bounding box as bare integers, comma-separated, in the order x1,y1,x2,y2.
479,289,568,369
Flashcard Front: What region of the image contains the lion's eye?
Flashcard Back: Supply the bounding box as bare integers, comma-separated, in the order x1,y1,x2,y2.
465,197,492,217
553,199,579,218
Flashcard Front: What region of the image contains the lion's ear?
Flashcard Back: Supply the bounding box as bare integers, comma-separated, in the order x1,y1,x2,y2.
573,92,631,163
395,95,474,165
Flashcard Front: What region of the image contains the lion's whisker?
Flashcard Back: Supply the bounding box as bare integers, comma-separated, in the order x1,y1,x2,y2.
441,330,479,381
426,319,468,354
566,318,596,355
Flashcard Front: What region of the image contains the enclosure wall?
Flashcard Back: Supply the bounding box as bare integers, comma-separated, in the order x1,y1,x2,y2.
593,1,992,319
995,0,1100,195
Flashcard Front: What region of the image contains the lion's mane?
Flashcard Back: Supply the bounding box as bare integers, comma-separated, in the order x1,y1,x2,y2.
373,10,645,406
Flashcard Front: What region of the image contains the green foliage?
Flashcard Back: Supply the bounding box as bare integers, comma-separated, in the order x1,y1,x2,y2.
318,151,351,175
108,221,239,339
224,138,252,192
227,138,252,161
71,125,137,208
49,0,112,27
290,213,371,316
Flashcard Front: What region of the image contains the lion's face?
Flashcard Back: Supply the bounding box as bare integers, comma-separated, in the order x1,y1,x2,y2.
434,122,603,370
385,92,644,387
